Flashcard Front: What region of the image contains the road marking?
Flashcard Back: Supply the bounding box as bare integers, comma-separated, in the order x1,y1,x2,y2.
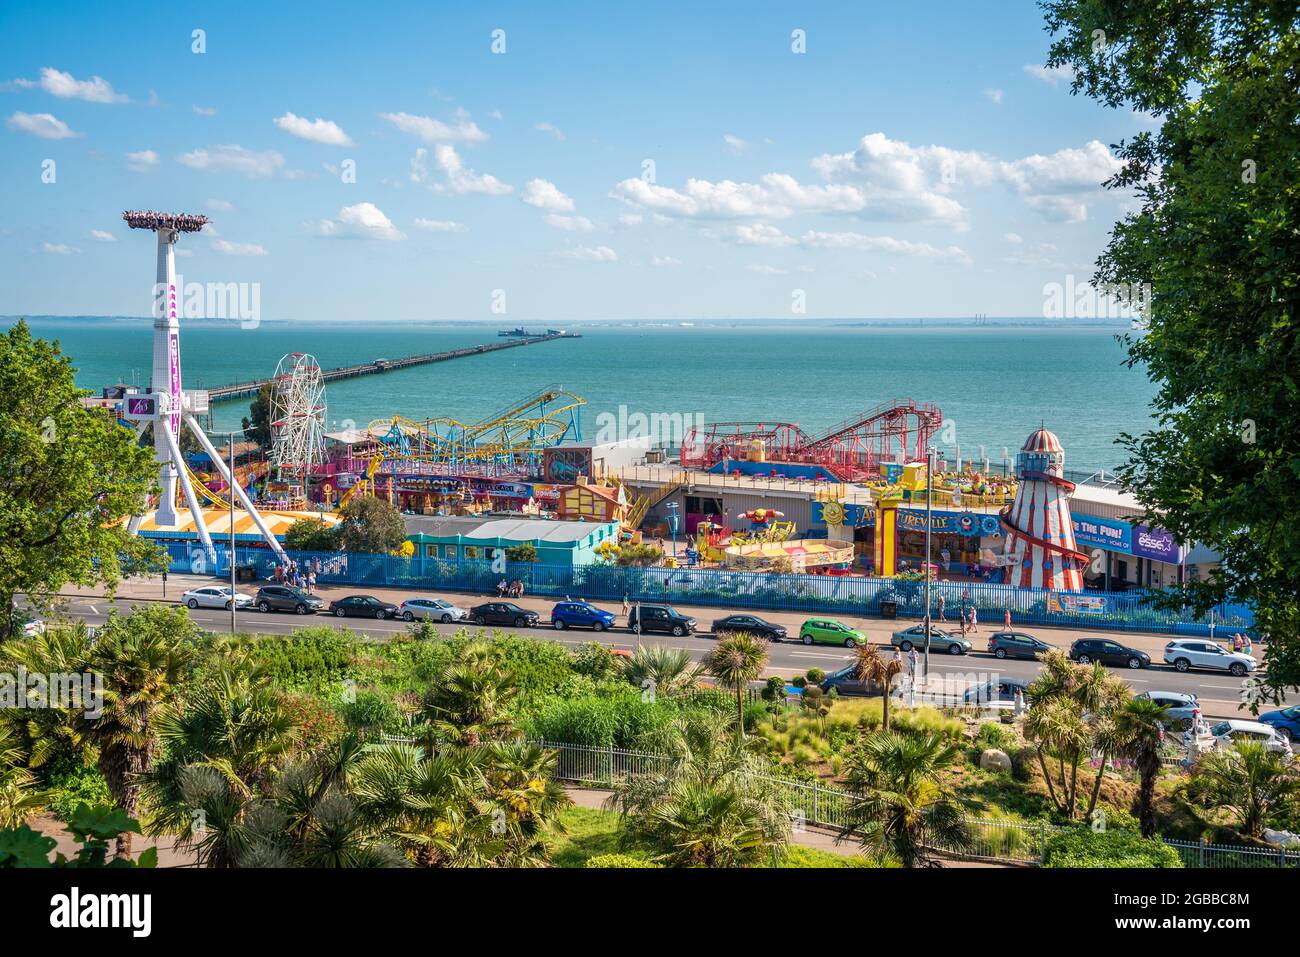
788,651,852,661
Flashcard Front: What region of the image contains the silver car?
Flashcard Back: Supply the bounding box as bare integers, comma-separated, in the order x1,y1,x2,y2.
182,585,253,610
1136,690,1200,730
890,624,971,655
399,597,468,623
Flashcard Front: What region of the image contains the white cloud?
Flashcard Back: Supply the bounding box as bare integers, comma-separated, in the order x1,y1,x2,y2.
544,214,595,232
192,104,217,116
273,112,354,146
732,223,796,247
89,229,116,242
746,264,787,275
799,230,972,265
558,245,617,262
177,144,286,178
618,213,644,227
521,178,575,212
488,109,503,120
206,198,233,212
410,145,512,195
650,255,681,267
611,173,864,220
534,122,565,140
1004,232,1023,244
41,242,77,255
413,218,468,233
984,89,1004,104
211,239,269,256
1024,63,1076,86
723,133,749,154
125,149,159,172
6,111,76,139
10,67,127,103
317,202,405,241
379,110,488,143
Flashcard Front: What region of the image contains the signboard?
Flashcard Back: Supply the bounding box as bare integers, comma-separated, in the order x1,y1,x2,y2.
1047,593,1110,615
813,502,1001,537
1132,524,1180,562
1072,513,1132,552
124,395,158,419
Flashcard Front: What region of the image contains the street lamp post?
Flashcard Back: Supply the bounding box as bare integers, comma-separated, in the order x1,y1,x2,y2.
666,501,680,561
923,445,935,679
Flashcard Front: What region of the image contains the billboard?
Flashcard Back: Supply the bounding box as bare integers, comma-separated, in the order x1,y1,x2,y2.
1072,513,1132,551
1132,524,1180,562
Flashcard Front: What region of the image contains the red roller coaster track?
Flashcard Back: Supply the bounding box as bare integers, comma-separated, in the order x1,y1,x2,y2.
681,398,943,481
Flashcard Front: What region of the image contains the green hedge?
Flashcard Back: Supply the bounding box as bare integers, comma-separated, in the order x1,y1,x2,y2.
585,853,663,868
1043,829,1183,868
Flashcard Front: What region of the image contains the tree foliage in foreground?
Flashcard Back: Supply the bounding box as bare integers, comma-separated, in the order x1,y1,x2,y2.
1039,1,1300,693
0,321,163,640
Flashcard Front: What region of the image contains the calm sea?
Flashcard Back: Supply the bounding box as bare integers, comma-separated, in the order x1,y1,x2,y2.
11,319,1156,473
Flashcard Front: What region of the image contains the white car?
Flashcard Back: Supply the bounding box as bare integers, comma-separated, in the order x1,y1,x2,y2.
399,598,468,623
1163,639,1256,677
1137,690,1200,729
182,585,254,610
1209,720,1294,756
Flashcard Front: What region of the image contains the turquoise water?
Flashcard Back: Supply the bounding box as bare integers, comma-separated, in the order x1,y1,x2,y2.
13,319,1156,472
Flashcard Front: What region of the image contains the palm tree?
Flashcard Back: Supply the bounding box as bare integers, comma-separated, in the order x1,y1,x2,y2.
854,644,903,730
143,666,301,849
86,607,197,857
481,741,571,866
645,779,772,867
0,726,49,828
0,623,95,771
419,644,518,746
1186,740,1300,839
839,730,969,867
702,632,768,739
1112,697,1170,837
620,644,702,697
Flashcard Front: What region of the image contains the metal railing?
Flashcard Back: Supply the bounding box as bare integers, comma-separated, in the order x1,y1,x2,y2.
166,543,1254,637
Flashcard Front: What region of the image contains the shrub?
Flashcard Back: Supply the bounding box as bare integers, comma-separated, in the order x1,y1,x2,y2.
572,642,620,680
1043,829,1183,868
46,764,112,821
975,722,1013,750
761,675,786,703
585,853,662,868
339,690,404,735
805,667,826,684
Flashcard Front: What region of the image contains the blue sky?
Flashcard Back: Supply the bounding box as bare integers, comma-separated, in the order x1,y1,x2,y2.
0,0,1154,322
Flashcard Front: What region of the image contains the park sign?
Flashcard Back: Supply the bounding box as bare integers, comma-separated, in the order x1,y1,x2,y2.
1072,513,1132,551
1132,524,1180,563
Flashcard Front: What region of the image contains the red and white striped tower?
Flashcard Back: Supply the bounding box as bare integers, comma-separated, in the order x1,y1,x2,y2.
999,427,1088,591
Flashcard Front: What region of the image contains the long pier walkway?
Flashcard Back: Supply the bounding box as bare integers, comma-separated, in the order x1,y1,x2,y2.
206,333,575,403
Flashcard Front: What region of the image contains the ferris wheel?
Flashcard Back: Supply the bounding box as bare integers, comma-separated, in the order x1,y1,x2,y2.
269,352,327,483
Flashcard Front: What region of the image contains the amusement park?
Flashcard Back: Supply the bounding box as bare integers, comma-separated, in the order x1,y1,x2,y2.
83,210,1234,636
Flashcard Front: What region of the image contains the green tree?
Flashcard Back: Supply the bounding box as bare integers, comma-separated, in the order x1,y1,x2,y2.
336,494,408,555
0,805,158,868
241,382,274,449
419,643,519,747
839,731,969,868
702,633,768,740
854,644,903,730
85,606,197,857
620,644,702,697
1185,740,1300,840
504,543,538,563
0,321,163,640
284,516,341,552
1039,1,1300,692
1112,697,1171,837
0,726,50,828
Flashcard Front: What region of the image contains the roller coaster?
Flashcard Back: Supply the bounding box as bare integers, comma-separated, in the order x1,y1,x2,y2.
361,384,585,477
681,398,943,482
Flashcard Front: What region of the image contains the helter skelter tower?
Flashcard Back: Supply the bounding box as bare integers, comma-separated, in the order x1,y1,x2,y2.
121,210,287,564
998,426,1089,591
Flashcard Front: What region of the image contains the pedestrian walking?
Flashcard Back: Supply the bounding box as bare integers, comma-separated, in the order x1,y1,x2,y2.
937,594,946,622
907,646,918,677
1003,608,1012,632
621,592,630,617
1244,633,1253,655
968,605,978,633
1232,633,1243,652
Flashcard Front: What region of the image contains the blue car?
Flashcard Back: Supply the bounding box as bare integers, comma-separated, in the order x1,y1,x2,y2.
551,600,616,632
1258,705,1300,743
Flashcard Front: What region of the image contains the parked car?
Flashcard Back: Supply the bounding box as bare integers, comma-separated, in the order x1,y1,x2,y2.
627,604,696,637
1257,706,1300,742
799,618,866,648
19,615,45,638
329,594,401,620
254,585,324,615
890,624,970,655
820,664,875,697
469,602,539,628
1209,719,1294,756
551,600,616,631
1136,690,1200,730
987,631,1054,660
1068,637,1150,669
711,614,787,642
182,585,253,610
962,676,1033,709
1162,639,1256,677
399,598,468,623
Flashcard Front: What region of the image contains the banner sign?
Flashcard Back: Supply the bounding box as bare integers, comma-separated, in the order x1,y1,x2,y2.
1132,524,1180,562
814,502,1000,537
1072,513,1132,552
1047,593,1110,615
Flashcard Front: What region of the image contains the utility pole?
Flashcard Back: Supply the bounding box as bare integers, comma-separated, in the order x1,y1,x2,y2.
229,432,237,635
923,445,935,679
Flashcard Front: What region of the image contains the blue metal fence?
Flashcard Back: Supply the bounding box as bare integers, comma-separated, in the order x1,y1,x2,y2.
161,541,1253,636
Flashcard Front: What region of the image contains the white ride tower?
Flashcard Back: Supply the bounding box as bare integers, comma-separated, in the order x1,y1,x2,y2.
998,426,1088,592
121,211,287,566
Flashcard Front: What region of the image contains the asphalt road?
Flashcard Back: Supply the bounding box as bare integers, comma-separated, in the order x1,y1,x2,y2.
52,593,1294,720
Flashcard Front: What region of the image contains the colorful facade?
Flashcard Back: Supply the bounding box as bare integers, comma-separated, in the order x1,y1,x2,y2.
999,428,1088,591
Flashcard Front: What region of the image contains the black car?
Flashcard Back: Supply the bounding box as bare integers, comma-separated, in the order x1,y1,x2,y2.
987,631,1055,660
328,594,400,620
711,614,786,642
819,665,875,697
1069,637,1151,670
628,603,696,637
254,585,325,615
469,602,539,627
